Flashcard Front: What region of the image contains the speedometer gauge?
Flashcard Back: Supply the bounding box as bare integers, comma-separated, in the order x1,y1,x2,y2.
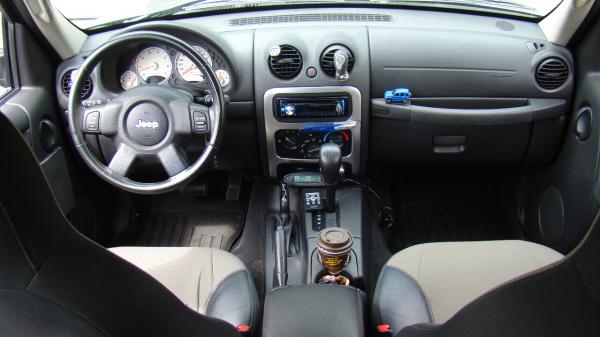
120,71,139,90
135,47,172,83
175,46,213,83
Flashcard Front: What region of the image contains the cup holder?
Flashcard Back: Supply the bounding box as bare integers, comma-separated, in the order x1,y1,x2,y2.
315,269,355,286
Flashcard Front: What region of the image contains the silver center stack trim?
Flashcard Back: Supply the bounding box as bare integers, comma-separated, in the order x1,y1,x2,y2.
263,86,362,178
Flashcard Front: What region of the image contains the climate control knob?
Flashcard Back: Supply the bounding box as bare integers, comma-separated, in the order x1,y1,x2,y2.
302,142,321,158
281,133,300,150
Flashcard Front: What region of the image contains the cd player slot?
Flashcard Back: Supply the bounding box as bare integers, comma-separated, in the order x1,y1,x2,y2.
274,94,352,121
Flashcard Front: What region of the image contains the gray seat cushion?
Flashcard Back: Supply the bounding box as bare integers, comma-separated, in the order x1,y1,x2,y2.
110,247,258,329
373,240,564,335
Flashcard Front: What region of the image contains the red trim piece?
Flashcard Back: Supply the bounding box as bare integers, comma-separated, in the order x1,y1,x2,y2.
377,324,392,333
341,130,350,142
237,324,251,333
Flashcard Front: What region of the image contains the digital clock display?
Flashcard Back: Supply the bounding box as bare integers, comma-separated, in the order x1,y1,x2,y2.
293,175,322,183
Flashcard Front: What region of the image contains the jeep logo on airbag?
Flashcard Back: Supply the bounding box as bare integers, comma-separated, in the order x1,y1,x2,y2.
126,103,168,146
134,120,159,129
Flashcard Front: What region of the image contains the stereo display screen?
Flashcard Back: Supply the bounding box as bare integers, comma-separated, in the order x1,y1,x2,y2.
275,95,350,120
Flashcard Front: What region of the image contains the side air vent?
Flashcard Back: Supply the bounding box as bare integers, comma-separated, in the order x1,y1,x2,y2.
269,45,302,79
320,45,354,77
61,69,93,98
535,58,569,90
230,13,393,26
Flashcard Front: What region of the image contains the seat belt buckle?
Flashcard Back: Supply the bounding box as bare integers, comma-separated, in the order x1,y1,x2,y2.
377,324,393,337
237,324,251,336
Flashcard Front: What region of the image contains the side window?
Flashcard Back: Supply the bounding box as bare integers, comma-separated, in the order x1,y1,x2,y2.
0,13,12,97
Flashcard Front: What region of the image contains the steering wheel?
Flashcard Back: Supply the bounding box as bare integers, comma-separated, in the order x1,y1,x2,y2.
68,31,224,194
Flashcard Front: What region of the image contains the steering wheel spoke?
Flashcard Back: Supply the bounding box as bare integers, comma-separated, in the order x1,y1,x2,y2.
108,143,138,176
81,100,122,136
157,144,189,177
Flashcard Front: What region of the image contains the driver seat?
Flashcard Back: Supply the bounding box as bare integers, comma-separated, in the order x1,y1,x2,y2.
0,113,257,336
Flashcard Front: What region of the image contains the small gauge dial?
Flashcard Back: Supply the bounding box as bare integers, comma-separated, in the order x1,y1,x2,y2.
215,69,231,87
135,47,172,83
176,46,212,83
120,70,139,90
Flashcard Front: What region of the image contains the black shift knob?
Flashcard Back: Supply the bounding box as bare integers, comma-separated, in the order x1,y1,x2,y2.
319,143,342,185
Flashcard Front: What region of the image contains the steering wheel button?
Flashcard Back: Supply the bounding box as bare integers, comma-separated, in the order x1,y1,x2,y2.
192,110,210,133
85,111,100,132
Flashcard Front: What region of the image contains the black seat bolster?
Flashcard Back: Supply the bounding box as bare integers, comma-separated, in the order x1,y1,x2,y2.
373,266,433,336
205,270,260,329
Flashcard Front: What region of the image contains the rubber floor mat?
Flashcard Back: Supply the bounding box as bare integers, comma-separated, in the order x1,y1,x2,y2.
137,212,243,250
387,173,514,252
398,204,508,247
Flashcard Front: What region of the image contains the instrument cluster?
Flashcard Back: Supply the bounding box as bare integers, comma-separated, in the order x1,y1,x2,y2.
118,43,231,91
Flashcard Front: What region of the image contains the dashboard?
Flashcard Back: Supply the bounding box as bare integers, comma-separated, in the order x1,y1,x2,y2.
55,7,575,178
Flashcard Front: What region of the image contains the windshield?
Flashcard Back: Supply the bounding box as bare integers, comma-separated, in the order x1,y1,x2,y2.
50,0,563,30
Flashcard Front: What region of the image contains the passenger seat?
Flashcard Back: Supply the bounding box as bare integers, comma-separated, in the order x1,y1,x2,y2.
373,240,563,335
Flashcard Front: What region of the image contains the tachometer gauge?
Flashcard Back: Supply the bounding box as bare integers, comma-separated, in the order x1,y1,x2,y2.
175,46,213,83
135,47,172,83
120,70,139,90
215,69,230,87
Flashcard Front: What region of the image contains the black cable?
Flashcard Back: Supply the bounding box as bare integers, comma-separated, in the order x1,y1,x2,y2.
254,174,395,229
340,178,395,230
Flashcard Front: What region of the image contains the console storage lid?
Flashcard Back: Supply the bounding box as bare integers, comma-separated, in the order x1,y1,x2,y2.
262,284,365,337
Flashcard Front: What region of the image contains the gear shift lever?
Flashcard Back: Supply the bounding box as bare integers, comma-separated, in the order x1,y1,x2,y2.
319,143,342,213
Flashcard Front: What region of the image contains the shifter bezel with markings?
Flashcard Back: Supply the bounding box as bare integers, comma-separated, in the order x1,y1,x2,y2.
304,190,324,211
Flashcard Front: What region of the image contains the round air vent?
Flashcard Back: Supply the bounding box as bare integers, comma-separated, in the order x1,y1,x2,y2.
269,45,302,79
320,45,354,77
535,58,569,90
61,69,93,98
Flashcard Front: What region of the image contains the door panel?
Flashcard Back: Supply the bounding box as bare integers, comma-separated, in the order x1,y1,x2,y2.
0,17,75,213
523,14,600,254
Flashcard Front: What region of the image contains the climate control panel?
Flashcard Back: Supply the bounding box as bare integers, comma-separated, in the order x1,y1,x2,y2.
275,129,352,159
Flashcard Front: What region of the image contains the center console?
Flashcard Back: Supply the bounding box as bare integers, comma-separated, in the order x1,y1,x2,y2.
263,86,362,177
262,132,367,336
255,27,371,337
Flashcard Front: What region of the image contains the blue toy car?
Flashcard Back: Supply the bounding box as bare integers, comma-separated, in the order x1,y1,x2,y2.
385,88,411,104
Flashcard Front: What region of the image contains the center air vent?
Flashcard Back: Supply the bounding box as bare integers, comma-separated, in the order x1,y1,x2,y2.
269,45,302,79
535,58,569,90
61,69,93,98
320,45,354,77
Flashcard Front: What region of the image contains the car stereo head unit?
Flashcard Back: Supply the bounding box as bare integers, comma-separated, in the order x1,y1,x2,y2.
275,95,351,120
